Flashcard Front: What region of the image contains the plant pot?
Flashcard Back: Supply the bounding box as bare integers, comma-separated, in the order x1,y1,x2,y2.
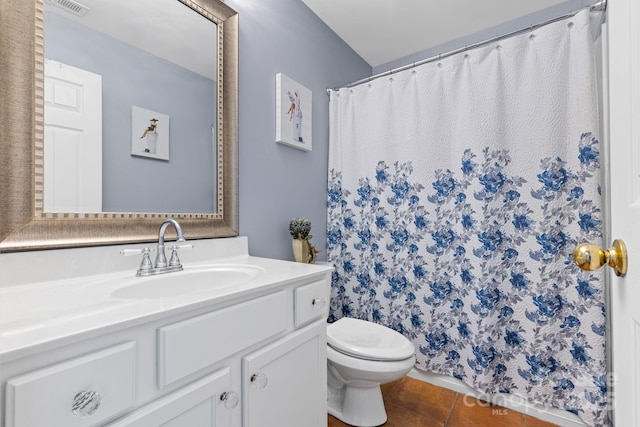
292,238,310,263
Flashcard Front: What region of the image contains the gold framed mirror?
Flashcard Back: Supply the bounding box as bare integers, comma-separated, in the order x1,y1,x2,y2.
0,0,238,252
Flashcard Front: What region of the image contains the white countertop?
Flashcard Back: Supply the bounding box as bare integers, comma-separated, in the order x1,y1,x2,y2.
0,237,333,361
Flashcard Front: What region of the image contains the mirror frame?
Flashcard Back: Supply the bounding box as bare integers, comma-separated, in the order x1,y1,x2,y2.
0,0,238,252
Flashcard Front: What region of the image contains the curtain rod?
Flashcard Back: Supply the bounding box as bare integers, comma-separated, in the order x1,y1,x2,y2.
326,0,607,94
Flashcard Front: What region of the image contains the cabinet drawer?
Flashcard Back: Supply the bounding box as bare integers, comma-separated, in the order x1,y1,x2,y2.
158,290,287,387
5,342,136,427
294,280,329,327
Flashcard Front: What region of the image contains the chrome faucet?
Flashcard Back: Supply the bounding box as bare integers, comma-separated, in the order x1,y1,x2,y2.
120,219,193,276
155,218,185,269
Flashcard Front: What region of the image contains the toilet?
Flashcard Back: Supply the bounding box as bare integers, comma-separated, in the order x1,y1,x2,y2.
326,317,416,427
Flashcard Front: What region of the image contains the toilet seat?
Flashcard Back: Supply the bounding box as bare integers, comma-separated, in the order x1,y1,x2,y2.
327,317,415,361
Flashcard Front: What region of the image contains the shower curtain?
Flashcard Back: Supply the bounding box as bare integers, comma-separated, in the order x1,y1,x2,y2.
327,9,608,427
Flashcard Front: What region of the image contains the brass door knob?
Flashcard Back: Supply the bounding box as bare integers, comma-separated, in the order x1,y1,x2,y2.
572,239,627,277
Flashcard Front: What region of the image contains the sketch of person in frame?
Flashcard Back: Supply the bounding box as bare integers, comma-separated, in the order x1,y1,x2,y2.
287,90,303,142
140,118,159,153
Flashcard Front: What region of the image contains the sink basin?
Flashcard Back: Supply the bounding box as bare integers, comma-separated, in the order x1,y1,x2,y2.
111,264,264,299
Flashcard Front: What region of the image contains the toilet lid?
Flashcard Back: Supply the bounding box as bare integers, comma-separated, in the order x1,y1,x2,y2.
327,317,415,361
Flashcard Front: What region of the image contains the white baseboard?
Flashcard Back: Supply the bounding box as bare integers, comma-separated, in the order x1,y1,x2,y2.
408,368,588,427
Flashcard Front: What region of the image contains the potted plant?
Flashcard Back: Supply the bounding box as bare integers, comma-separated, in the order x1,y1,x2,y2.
289,217,319,263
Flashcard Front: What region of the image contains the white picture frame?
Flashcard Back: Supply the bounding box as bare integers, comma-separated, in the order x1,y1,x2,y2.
131,106,170,160
276,73,312,151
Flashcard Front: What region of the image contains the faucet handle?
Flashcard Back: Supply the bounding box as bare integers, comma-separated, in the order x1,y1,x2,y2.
167,243,194,255
121,247,155,276
120,247,155,256
167,243,193,268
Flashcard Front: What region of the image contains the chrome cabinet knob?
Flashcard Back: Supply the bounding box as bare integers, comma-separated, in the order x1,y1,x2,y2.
573,239,627,277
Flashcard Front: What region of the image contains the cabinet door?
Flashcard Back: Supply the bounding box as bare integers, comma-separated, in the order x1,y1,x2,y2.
106,367,237,427
242,321,326,427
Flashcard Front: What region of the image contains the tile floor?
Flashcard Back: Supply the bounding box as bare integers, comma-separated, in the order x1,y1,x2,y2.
328,376,560,427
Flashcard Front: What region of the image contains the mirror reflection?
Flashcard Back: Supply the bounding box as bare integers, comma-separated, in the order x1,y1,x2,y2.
44,0,218,214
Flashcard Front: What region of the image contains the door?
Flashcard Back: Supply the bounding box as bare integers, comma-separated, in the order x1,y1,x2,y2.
44,59,102,212
608,0,640,424
105,368,237,427
242,322,326,427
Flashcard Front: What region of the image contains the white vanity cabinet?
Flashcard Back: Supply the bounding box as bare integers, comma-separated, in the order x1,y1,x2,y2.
0,271,331,427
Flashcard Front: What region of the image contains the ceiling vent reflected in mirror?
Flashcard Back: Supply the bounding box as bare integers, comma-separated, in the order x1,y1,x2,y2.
46,0,89,17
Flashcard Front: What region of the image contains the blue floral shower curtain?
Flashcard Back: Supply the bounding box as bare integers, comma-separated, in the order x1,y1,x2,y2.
327,9,608,427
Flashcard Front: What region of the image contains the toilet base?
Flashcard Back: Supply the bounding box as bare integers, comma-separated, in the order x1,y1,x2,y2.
327,381,387,427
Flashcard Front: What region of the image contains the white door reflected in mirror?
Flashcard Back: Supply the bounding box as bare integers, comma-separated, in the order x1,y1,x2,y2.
44,59,102,213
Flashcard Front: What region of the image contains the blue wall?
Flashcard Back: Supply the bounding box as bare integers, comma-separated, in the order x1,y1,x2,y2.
224,0,371,260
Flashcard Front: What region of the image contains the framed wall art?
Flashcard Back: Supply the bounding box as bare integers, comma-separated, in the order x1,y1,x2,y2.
276,73,312,151
131,106,170,160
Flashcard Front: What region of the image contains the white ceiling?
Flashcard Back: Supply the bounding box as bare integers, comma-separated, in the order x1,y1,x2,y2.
301,0,572,67
46,0,217,79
